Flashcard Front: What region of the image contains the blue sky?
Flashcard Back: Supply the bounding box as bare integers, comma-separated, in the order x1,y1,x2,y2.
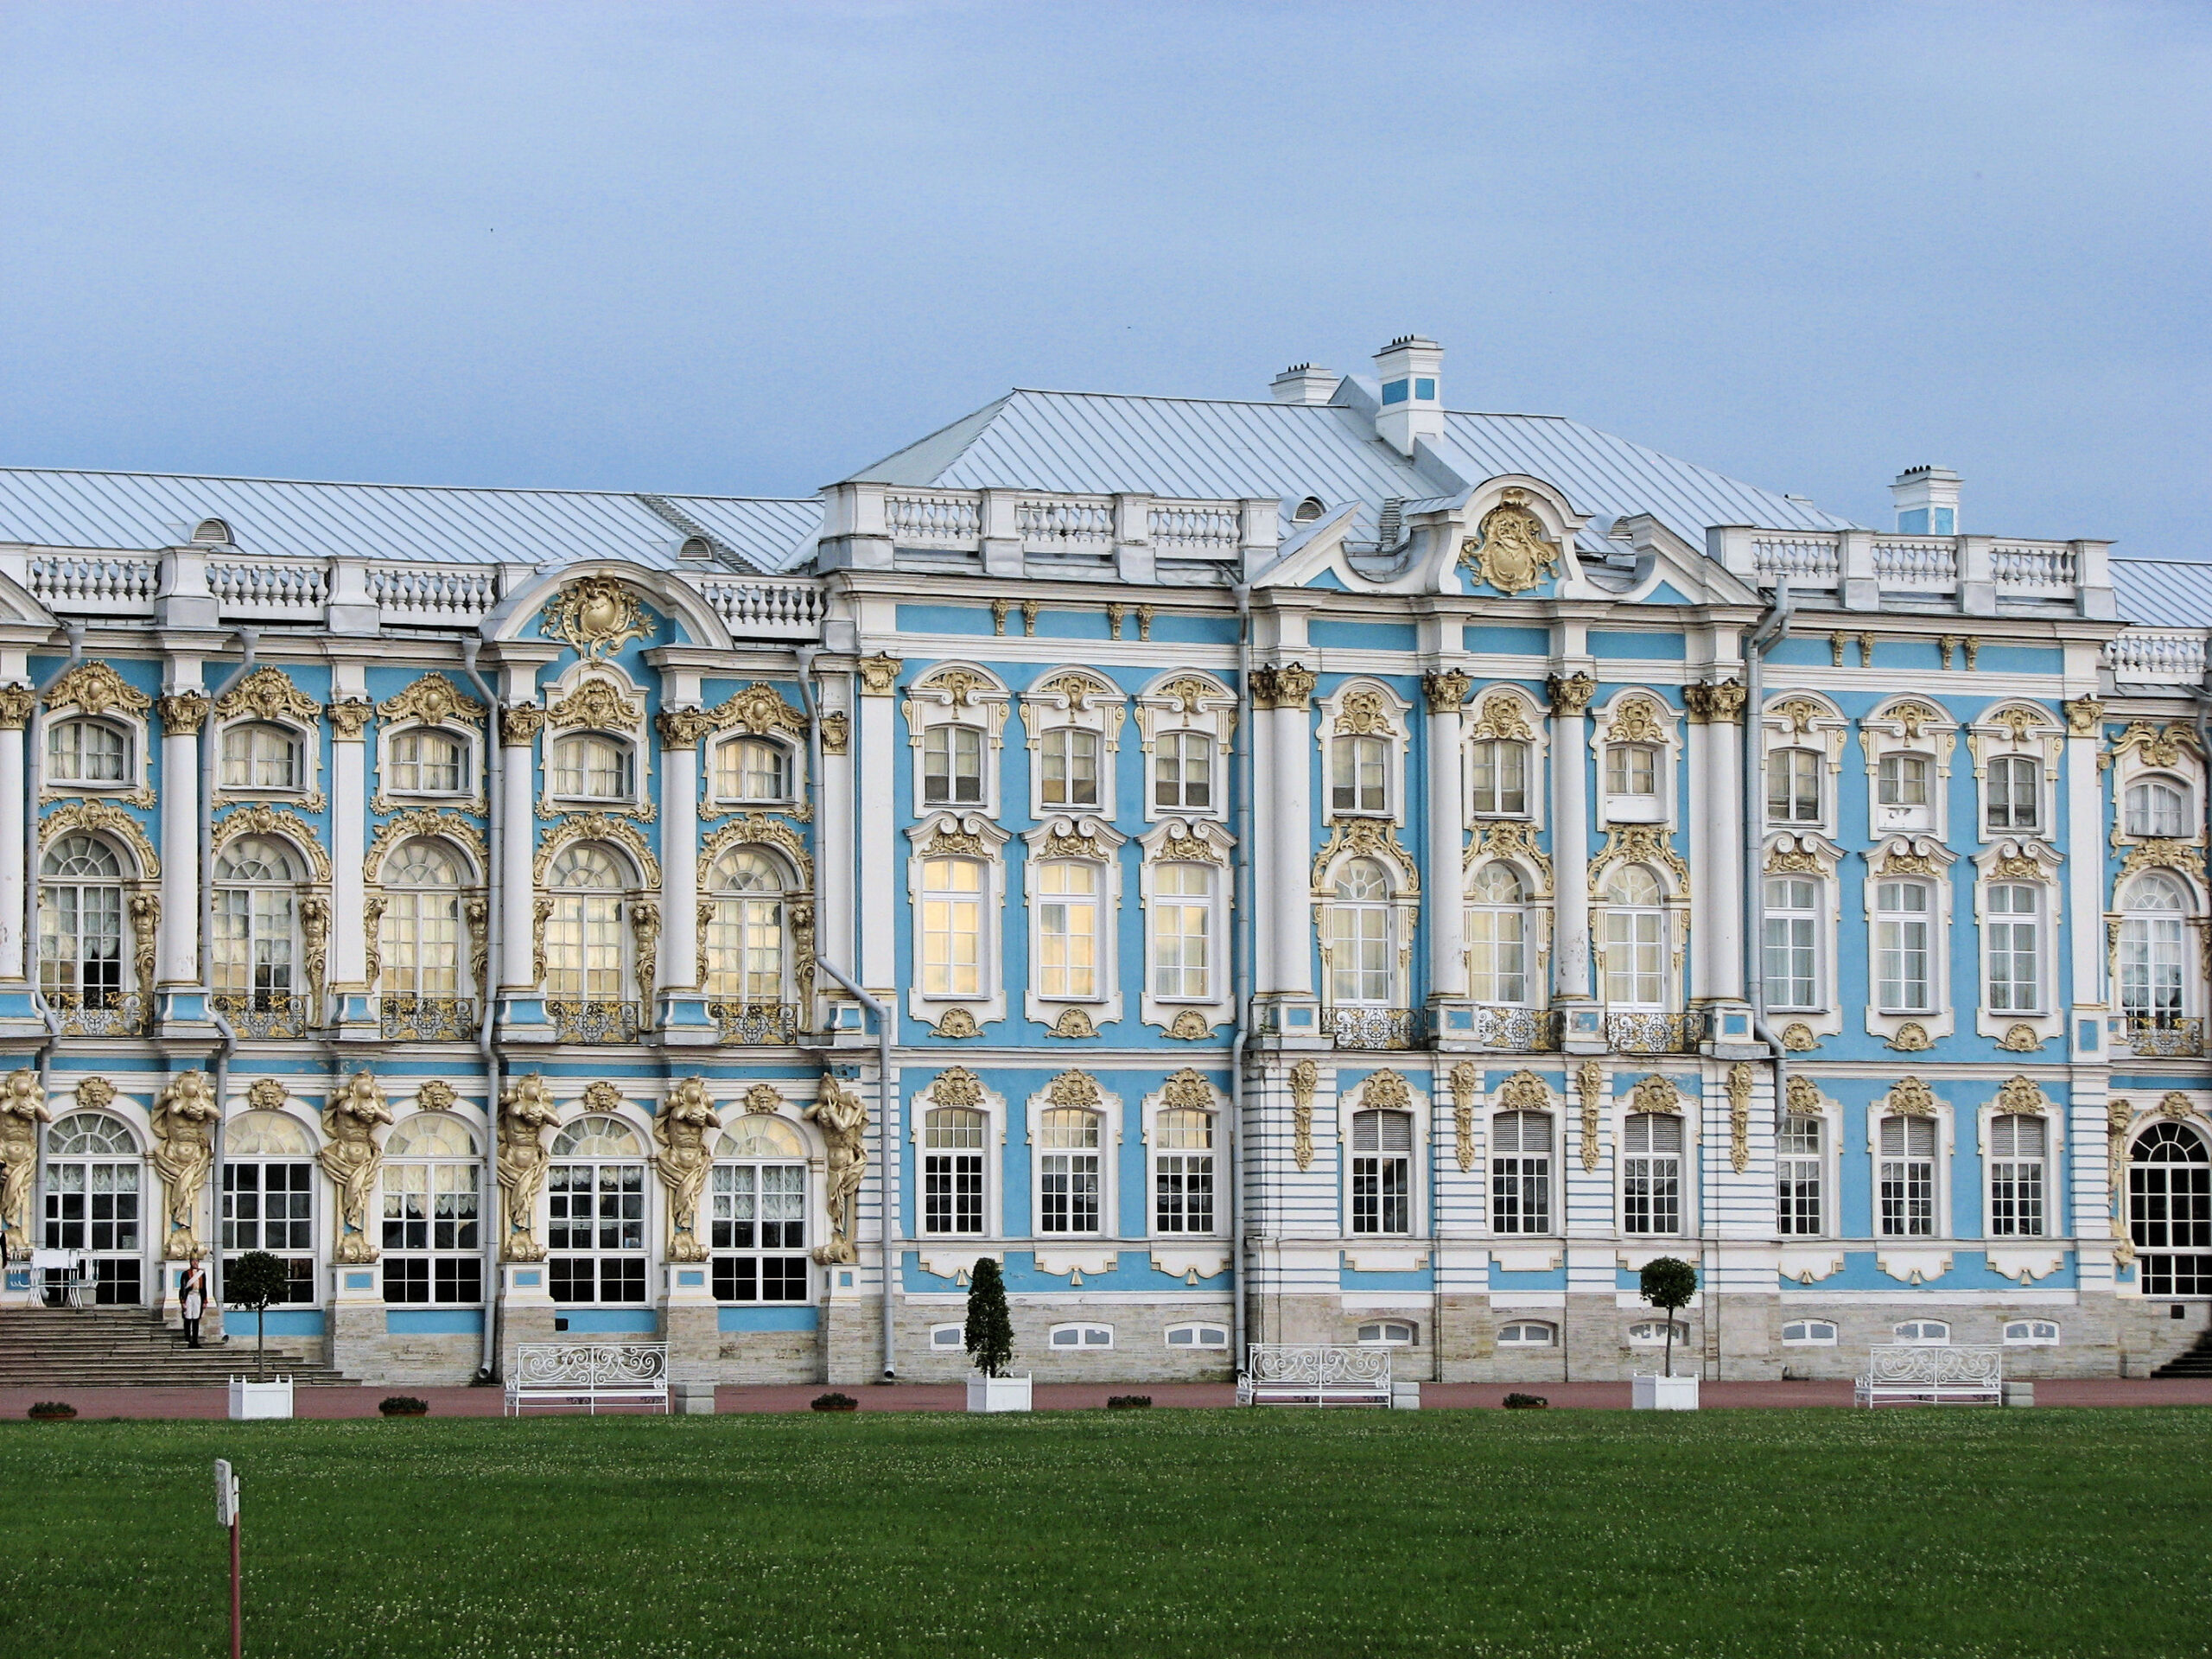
3,1,2205,554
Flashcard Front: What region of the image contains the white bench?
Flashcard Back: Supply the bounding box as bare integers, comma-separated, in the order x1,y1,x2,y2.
1854,1344,2003,1407
1237,1343,1394,1408
505,1342,670,1414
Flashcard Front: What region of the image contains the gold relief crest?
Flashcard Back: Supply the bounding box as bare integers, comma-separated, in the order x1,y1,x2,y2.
543,577,653,658
1459,501,1561,595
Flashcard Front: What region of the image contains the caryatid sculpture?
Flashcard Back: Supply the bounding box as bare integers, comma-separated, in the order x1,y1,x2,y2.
318,1071,395,1265
652,1077,721,1264
804,1076,870,1266
0,1071,52,1262
497,1074,562,1262
149,1071,221,1260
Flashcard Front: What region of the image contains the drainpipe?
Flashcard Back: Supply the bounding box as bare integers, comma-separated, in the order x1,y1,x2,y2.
458,639,505,1381
796,649,899,1378
24,624,86,1274
200,630,260,1322
1742,586,1794,1121
1230,584,1254,1367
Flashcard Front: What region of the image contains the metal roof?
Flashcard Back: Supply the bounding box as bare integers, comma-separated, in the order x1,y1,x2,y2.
2112,557,2212,627
0,467,823,575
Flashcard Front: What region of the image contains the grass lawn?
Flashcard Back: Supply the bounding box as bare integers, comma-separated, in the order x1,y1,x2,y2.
0,1407,2205,1658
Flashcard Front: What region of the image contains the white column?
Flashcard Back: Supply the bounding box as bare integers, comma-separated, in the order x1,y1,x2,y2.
2063,694,2107,1044
656,712,702,995
817,680,855,988
855,655,901,996
1549,676,1593,1002
154,686,207,988
327,702,371,997
1695,682,1746,1002
0,688,29,982
1268,664,1316,997
498,707,541,991
1424,672,1467,1001
1248,678,1277,990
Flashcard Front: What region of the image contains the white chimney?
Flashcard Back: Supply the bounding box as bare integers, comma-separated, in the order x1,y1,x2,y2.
1371,334,1444,456
1891,466,1961,536
1270,363,1339,405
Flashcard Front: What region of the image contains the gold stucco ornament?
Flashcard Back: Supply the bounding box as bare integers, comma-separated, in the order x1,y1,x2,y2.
543,576,652,658
497,1075,563,1262
0,1071,53,1262
806,1077,872,1265
1460,497,1561,594
150,1072,219,1260
654,1079,721,1265
320,1072,395,1265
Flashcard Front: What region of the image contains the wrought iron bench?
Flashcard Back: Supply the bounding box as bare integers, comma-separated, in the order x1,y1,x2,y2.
505,1342,670,1414
1853,1344,2003,1407
1237,1344,1393,1408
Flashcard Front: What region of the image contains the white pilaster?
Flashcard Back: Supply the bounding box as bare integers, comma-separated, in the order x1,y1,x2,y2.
156,681,207,989
498,708,540,992
1549,680,1592,1002
855,655,900,996
327,706,369,998
0,690,29,982
658,717,701,994
1268,668,1315,997
1424,676,1467,1001
1698,687,1746,1003
817,676,855,994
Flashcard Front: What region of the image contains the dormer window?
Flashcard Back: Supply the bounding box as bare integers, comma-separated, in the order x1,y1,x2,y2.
550,734,634,801
47,719,128,785
220,723,304,791
1040,728,1102,809
1331,734,1389,815
1875,753,1933,832
191,518,231,545
715,736,791,804
1293,497,1325,523
2126,778,2190,839
389,728,467,795
923,725,985,806
678,536,713,561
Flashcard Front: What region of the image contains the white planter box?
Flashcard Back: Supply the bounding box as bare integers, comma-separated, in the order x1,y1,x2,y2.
1632,1373,1700,1411
228,1377,295,1421
966,1373,1032,1414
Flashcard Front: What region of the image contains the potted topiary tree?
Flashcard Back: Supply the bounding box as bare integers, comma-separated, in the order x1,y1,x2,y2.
225,1249,296,1421
1632,1255,1700,1410
962,1257,1029,1413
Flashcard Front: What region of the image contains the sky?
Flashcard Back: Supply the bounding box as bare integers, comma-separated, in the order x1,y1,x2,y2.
2,1,2206,555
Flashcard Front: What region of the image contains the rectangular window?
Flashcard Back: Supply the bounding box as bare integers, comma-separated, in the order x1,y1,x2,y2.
922,724,986,805
1763,876,1820,1010
1035,861,1100,999
1470,739,1528,816
1490,1112,1552,1235
1605,745,1657,798
1465,902,1527,1004
380,1161,482,1302
1878,753,1929,806
1040,728,1102,808
1154,1113,1215,1235
1328,901,1391,1004
1601,908,1665,1007
1777,1115,1822,1236
1878,1116,1937,1237
1150,863,1212,1000
1331,735,1389,815
920,859,983,997
710,1163,808,1300
1985,884,2041,1014
1986,756,2039,832
1767,748,1821,824
922,1111,987,1236
1350,1110,1412,1235
1876,881,1931,1012
1154,731,1212,810
1988,1116,2046,1237
1037,1116,1101,1236
1622,1115,1681,1235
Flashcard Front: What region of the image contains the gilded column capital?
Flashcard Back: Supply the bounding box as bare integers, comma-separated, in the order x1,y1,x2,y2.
655,708,718,747
0,684,34,732
499,704,545,746
1255,662,1315,711
1421,669,1473,714
1683,678,1745,725
325,698,375,740
1547,671,1596,718
155,690,209,736
855,654,903,697
2063,695,2105,737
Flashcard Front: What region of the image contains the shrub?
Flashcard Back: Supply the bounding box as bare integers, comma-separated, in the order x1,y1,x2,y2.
1503,1392,1549,1409
378,1396,429,1417
1638,1256,1700,1378
27,1402,76,1420
1106,1395,1153,1410
225,1249,293,1381
811,1392,859,1413
963,1258,1014,1378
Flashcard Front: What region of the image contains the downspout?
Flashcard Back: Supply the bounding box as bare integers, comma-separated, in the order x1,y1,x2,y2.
200,629,260,1321
796,649,899,1378
458,639,504,1381
1230,584,1254,1367
24,624,86,1272
1743,585,1794,1116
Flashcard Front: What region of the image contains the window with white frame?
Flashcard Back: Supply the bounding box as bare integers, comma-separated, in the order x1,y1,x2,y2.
1153,1108,1215,1234
711,1116,808,1303
1039,728,1103,810
212,836,302,1012
388,728,467,795
543,844,630,1001
2125,777,2190,840
1777,1114,1823,1236
46,718,129,785
1781,1320,1837,1345
1466,864,1530,1004
2120,874,2192,1031
1149,862,1213,1001
1033,861,1102,1000
1893,1319,1949,1344
1331,734,1389,816
1767,748,1821,825
380,1115,482,1304
704,849,787,1003
378,839,467,1003
220,1110,315,1305
1987,1115,2047,1237
549,733,634,801
1763,876,1820,1011
41,1111,142,1305
1470,736,1529,817
1036,1108,1102,1235
1985,754,2040,834
37,835,126,1013
547,1116,647,1304
1875,880,1934,1012
1878,1116,1938,1237
1622,1113,1682,1235
1357,1321,1415,1345
1604,741,1661,821
919,859,984,998
923,724,986,806
1050,1323,1113,1350
1327,858,1394,1006
1350,1108,1411,1235
713,736,793,805
2130,1122,2212,1296
1984,883,2043,1014
2003,1319,2059,1345
220,722,304,791
1875,753,1935,833
1165,1321,1229,1350
1153,731,1212,811
922,1108,986,1236
1491,1110,1552,1235
1601,867,1667,1007
1497,1321,1554,1346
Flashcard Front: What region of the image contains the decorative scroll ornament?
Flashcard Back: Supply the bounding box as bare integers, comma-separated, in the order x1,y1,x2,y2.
631,899,660,1011
1496,1071,1551,1113
1764,836,1827,876
701,812,813,890
1683,680,1746,725
156,690,209,735
547,677,644,733
807,1077,871,1265
46,661,151,717
654,1078,721,1264
1160,675,1224,715
215,666,322,726
919,824,986,860
1781,1022,1817,1052
301,893,331,1017
129,894,158,1020
932,1008,981,1039
819,711,850,755
1784,1076,1822,1116
2108,1099,2137,1191
1609,696,1667,745
2063,696,2105,738
1994,1077,2050,1117
710,683,810,737
1034,670,1117,715
1998,1024,2044,1052
1166,1009,1214,1040
1288,1059,1319,1172
148,1072,217,1260
1335,689,1395,735
1460,499,1560,594
1360,1070,1412,1111
2110,720,2200,770
326,699,375,739
532,813,662,887
2160,1090,2196,1120
1590,823,1689,893
1885,1077,1936,1117
1312,818,1420,895
1575,1060,1604,1172
0,1071,53,1262
416,1079,458,1112
1161,1070,1215,1112
1882,700,1942,741
319,1072,394,1265
1547,671,1596,718
582,1080,624,1114
1421,670,1474,715
1468,821,1552,894
496,1075,562,1262
500,704,546,746
247,1077,289,1111
1048,1007,1100,1039
1468,693,1534,742
931,1067,984,1109
0,684,32,731
1046,1071,1103,1110
543,576,652,658
1726,1064,1754,1173
366,810,488,884
41,800,161,880
1771,696,1829,737
377,675,485,728
1629,1074,1686,1116
1449,1062,1478,1173
1159,824,1226,866
1886,1021,1933,1052
2118,841,2206,882
1250,663,1315,711
73,1077,117,1110
855,655,903,697
213,803,331,881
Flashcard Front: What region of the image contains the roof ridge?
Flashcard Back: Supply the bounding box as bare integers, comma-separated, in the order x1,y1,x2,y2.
1005,386,1573,421
0,464,817,505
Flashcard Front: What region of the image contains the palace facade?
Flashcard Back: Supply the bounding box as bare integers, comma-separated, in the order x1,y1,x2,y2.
2,335,2208,1383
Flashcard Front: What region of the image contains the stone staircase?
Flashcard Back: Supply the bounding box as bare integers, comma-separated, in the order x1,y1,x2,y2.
2149,1325,2212,1379
0,1307,356,1388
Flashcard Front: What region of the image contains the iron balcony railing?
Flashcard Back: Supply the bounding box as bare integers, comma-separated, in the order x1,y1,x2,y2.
378,995,480,1042
547,999,642,1045
2124,1015,2206,1058
1326,1006,1423,1051
44,990,150,1038
1605,1009,1708,1055
709,1001,800,1045
213,991,312,1039
1468,1005,1565,1052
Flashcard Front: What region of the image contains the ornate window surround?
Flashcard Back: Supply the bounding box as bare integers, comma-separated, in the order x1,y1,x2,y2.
370,675,488,816
904,810,1011,1035
1862,835,1959,1047
209,804,334,1030
1314,677,1413,828
1588,830,1691,1015
543,1086,661,1263
1777,1076,1841,1246
1610,1073,1701,1240
1861,695,1958,842
698,814,817,1028
1022,1071,1124,1246
1967,700,2063,845
2106,720,2204,849
1020,666,1126,822
538,660,654,823
42,661,156,808
362,811,492,1030
909,1068,1008,1256
1462,832,1553,1011
1137,817,1236,1038
35,804,162,1034
1485,1069,1562,1239
1334,1068,1430,1241
700,682,810,818
1020,813,1128,1034
1133,671,1236,825
1974,1077,2063,1249
529,818,663,1024
1139,1070,1230,1244
1758,691,1848,840
1590,688,1681,830
903,663,1011,820
2105,846,2209,1040
1971,838,2066,1046
210,665,327,813
1464,685,1548,827
1761,831,1846,1039
1311,817,1421,1013
1865,1077,1956,1245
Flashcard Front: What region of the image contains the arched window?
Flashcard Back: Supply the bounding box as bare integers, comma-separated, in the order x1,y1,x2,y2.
1987,1116,2046,1238
2120,874,2190,1031
1985,883,2043,1013
1622,1113,1681,1235
1497,1321,1554,1347
1328,858,1393,1006
1878,1115,1938,1237
712,1116,808,1303
46,718,127,784
919,859,983,997
922,1107,986,1236
379,839,465,1001
547,1116,646,1303
1153,1108,1214,1235
2130,1121,2211,1296
1782,1320,1837,1345
1986,754,2039,832
1894,1319,1950,1344
1154,731,1211,810
1629,1320,1689,1346
1350,1109,1411,1235
2126,778,2190,840
38,835,125,1014
549,733,633,801
1777,1114,1822,1236
41,1111,140,1305
220,722,303,791
1875,880,1933,1012
1601,867,1666,1008
213,836,302,1013
1470,737,1528,817
1466,863,1529,1005
704,849,785,1002
543,845,628,1001
222,1109,315,1304
1762,875,1819,1010
1039,728,1101,809
1767,747,1821,825
388,728,467,794
713,737,791,804
380,1115,481,1304
1149,863,1213,1001
1357,1321,1415,1346
1491,1110,1551,1235
1330,734,1389,816
922,725,985,806
1035,861,1100,999
1036,1109,1101,1235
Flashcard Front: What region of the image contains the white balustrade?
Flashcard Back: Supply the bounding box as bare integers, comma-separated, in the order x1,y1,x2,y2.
369,563,499,625
1751,535,1840,584
2106,631,2208,683
1017,496,1113,552
1991,543,2077,594
694,577,826,639
1149,503,1241,555
1871,537,1956,588
885,492,982,546
26,555,160,613
208,560,330,615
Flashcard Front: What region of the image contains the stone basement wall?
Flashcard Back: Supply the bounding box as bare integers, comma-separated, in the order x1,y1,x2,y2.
880,1299,1239,1385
